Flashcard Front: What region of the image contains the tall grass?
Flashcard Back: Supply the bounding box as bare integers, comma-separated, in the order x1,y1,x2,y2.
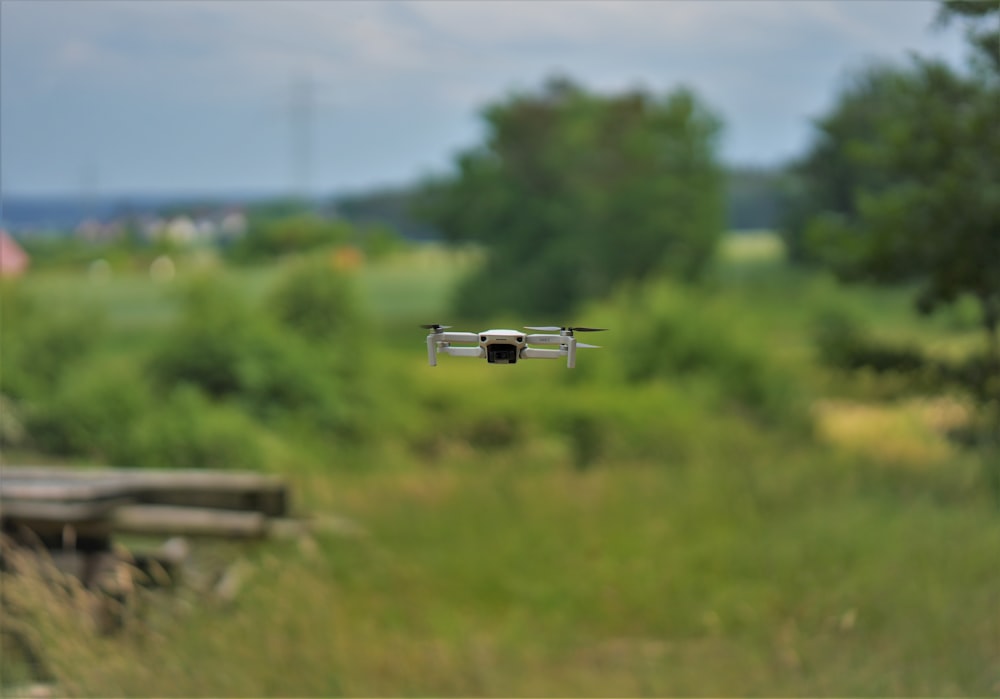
2,234,998,696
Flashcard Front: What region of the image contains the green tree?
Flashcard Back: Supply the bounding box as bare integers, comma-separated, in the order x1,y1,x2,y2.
418,77,724,318
779,63,905,265
230,212,353,262
791,57,999,372
936,0,1000,74
783,1,1000,497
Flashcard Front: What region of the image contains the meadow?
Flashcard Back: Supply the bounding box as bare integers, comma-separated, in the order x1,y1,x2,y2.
2,234,998,697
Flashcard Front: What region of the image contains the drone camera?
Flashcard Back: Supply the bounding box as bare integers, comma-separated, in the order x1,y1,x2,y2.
486,343,519,364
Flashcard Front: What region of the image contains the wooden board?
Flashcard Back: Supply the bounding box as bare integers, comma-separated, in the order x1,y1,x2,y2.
1,466,290,542
113,504,267,538
1,466,288,517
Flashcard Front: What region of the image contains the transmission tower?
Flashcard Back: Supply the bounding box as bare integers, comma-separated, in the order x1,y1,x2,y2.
289,73,315,200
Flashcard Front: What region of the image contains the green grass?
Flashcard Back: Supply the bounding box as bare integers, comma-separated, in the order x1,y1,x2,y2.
9,455,997,696
3,234,999,697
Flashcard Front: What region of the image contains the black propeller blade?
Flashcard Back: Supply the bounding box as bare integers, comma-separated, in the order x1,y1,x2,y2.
525,325,608,333
420,324,452,331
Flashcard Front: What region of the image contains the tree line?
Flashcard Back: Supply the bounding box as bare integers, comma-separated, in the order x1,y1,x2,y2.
341,2,996,334
399,0,999,473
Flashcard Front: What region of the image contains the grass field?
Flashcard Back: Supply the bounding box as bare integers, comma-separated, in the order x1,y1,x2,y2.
2,234,998,696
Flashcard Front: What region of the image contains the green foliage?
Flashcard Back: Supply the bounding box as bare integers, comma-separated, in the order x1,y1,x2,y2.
937,0,1000,74
779,63,905,266
783,53,1000,411
144,265,369,442
418,76,725,317
229,206,406,265
353,223,406,261
231,213,353,262
19,235,109,270
146,276,253,397
611,281,803,426
131,385,267,471
0,282,107,400
0,392,27,448
24,356,150,464
266,256,364,342
334,186,441,241
5,242,1000,696
813,308,927,374
725,166,796,231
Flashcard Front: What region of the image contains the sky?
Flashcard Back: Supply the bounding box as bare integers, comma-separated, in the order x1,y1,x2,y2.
0,0,970,198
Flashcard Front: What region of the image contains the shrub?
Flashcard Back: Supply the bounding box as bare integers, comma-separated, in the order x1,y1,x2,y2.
24,356,150,464
614,281,801,426
131,386,266,471
230,213,354,262
813,308,926,374
0,283,107,400
266,255,364,343
146,270,368,441
146,276,253,397
235,327,359,436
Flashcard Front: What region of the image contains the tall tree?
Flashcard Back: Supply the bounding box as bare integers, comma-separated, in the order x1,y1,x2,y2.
783,2,1000,496
788,59,999,372
779,64,906,265
936,0,1000,74
418,77,724,318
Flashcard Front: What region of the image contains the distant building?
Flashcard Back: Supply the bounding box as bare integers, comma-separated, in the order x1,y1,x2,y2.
75,218,123,243
219,210,248,240
0,229,29,277
165,216,198,245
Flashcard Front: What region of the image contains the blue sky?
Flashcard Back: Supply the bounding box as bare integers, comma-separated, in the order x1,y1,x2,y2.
1,0,968,197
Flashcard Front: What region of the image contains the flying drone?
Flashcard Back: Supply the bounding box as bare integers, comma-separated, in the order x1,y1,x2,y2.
421,324,607,368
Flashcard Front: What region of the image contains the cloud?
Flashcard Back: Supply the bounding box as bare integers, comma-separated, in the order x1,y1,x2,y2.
1,0,969,193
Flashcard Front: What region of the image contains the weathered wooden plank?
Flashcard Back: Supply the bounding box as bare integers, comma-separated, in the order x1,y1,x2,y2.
0,478,129,501
113,504,267,538
1,467,288,517
0,497,130,523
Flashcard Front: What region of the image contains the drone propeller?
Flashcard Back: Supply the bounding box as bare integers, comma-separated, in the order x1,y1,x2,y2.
575,342,601,349
420,323,452,331
524,325,608,333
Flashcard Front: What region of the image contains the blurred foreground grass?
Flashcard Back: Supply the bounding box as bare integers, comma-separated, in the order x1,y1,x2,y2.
2,233,997,696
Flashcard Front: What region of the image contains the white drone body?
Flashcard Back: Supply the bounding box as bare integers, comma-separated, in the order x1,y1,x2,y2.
422,325,605,369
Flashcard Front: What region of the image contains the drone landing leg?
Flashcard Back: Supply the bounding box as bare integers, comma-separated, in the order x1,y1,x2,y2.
427,335,438,366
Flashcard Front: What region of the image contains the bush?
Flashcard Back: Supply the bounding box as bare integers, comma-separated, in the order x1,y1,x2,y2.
230,214,354,262
24,356,150,464
266,255,364,342
614,282,799,425
813,308,926,373
146,269,368,441
235,327,359,436
131,386,267,471
146,276,253,397
0,283,107,400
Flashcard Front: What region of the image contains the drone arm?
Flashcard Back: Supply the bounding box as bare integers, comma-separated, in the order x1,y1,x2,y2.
524,333,565,345
524,333,577,367
439,332,480,343
520,348,565,360
440,346,486,358
427,331,480,365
